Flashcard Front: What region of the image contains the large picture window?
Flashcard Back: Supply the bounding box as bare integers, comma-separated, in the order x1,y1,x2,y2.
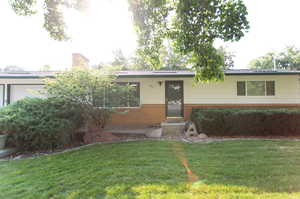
94,82,140,108
237,81,275,96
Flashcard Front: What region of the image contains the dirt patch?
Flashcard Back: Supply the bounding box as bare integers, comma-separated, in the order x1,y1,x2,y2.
84,132,121,144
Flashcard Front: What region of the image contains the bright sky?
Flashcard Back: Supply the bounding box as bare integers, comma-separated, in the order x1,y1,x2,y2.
1,0,300,70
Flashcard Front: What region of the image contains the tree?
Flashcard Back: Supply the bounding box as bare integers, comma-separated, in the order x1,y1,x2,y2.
128,0,249,81
249,46,300,70
111,49,129,69
11,0,249,81
39,64,52,72
217,46,235,69
4,65,24,72
9,0,90,41
44,67,136,131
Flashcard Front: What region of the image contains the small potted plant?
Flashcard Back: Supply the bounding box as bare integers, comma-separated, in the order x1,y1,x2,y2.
0,132,8,150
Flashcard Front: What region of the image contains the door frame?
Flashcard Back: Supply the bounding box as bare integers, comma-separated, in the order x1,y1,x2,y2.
165,80,184,118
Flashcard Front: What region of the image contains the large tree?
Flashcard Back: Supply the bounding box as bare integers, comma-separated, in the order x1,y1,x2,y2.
10,0,249,81
249,46,300,70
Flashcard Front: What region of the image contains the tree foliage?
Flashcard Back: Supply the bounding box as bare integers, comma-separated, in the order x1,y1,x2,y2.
249,46,300,70
44,67,134,129
4,65,24,72
129,0,249,81
9,0,89,41
10,0,249,81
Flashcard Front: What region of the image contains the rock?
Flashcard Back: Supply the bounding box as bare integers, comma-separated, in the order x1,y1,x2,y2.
146,128,162,138
0,148,17,158
184,122,198,137
198,133,208,139
13,154,25,160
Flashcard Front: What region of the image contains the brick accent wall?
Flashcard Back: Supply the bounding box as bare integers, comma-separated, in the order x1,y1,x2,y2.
108,104,165,127
184,104,300,120
108,103,300,127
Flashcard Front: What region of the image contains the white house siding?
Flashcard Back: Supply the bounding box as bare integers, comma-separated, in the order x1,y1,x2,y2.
118,74,300,105
0,78,44,105
9,84,45,103
0,74,299,106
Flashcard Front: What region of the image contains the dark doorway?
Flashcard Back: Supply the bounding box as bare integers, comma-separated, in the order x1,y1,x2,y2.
165,81,184,117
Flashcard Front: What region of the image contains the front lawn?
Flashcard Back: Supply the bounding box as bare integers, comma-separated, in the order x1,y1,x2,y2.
1,140,300,199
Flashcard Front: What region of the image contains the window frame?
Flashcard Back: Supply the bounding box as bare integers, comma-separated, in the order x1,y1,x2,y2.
0,84,5,106
236,80,276,97
100,82,141,108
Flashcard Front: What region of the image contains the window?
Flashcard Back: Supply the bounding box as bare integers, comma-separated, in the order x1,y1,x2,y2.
95,82,140,108
237,81,246,96
0,85,4,106
237,81,275,96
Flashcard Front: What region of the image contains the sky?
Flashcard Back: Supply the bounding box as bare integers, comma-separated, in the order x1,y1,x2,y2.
1,0,300,70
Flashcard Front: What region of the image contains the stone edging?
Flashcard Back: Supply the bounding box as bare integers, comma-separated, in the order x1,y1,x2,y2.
2,137,300,161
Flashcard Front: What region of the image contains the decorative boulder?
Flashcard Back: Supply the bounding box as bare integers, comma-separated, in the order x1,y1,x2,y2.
198,133,208,139
184,122,199,137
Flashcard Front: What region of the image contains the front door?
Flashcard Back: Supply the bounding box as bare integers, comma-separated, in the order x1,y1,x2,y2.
165,81,184,117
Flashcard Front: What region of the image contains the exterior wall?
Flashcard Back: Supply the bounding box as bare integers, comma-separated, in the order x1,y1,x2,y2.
1,75,300,126
108,104,165,127
72,53,90,68
0,78,44,106
10,84,45,103
114,75,300,126
119,75,300,105
183,104,300,120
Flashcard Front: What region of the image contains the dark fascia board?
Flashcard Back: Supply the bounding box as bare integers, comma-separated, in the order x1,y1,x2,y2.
117,73,300,78
0,72,300,79
0,76,54,79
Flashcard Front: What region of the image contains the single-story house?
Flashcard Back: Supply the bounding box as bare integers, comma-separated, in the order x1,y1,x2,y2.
0,69,299,127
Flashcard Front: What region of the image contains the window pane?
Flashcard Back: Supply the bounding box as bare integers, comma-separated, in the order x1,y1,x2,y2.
266,81,275,96
105,84,128,107
129,83,140,107
104,82,140,107
237,81,246,96
0,85,3,106
247,81,265,96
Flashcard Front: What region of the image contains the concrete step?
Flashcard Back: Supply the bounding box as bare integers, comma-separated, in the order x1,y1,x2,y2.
166,117,185,123
161,122,186,136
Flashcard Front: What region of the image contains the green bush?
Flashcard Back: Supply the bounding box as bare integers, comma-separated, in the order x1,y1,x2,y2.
191,108,300,136
0,97,84,151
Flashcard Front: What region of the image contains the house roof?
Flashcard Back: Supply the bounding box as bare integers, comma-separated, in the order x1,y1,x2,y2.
117,69,300,77
0,69,299,79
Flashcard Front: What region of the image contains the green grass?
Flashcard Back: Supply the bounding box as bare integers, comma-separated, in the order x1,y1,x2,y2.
1,140,300,199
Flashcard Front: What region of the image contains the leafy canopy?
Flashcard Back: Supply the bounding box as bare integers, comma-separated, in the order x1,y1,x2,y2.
44,67,135,128
10,0,249,81
249,46,300,70
129,0,249,81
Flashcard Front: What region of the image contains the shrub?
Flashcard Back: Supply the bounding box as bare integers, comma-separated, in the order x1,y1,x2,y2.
191,108,300,136
44,67,135,131
0,97,84,151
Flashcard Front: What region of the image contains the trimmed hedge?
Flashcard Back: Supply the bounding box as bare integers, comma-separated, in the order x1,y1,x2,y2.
0,97,84,151
191,108,300,136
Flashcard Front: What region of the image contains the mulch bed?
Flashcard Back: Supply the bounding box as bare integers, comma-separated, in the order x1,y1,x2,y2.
3,133,300,161
210,136,300,140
